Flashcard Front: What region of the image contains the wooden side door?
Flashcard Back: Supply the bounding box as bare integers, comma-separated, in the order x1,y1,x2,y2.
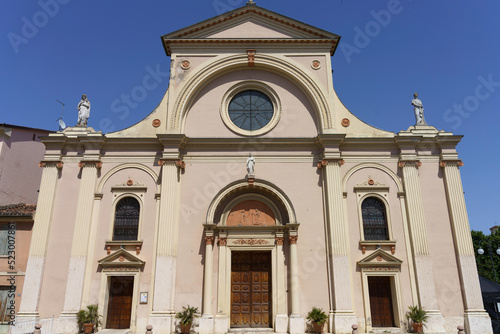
106,276,134,329
368,276,395,327
231,251,271,328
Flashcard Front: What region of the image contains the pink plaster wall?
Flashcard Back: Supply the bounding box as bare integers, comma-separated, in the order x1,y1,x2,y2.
0,127,51,206
184,69,318,138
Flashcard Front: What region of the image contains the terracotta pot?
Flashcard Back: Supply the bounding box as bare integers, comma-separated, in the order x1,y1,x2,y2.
180,322,192,334
312,322,324,334
412,322,423,333
83,323,94,334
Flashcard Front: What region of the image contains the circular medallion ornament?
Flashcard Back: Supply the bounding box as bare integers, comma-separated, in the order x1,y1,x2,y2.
180,60,191,70
368,178,375,185
311,60,321,70
127,179,133,186
152,119,161,127
341,118,351,127
119,256,125,262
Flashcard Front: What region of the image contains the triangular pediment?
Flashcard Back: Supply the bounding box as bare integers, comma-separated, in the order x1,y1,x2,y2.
98,249,145,268
358,249,402,267
162,4,340,55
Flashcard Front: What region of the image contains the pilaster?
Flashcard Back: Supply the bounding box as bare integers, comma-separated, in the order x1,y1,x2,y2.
440,159,493,334
18,160,62,321
319,155,357,334
60,160,102,332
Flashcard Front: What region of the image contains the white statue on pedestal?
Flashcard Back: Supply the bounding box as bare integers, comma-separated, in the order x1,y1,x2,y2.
246,154,255,176
77,94,91,126
411,93,426,125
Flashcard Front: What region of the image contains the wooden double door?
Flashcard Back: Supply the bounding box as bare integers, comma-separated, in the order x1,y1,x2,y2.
231,251,272,328
106,276,134,329
368,276,395,327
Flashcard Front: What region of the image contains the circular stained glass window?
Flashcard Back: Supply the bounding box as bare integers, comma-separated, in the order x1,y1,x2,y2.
228,90,274,131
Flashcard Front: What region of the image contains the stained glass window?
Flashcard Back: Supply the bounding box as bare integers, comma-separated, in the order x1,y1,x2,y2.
362,197,389,240
228,90,274,131
113,197,140,241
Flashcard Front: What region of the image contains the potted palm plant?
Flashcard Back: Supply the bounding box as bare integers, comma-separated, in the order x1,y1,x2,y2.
406,305,428,333
77,305,102,334
176,305,199,334
306,307,328,334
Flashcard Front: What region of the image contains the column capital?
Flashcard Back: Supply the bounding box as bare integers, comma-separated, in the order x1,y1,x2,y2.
159,158,185,170
78,160,102,168
275,237,284,246
440,160,464,168
317,159,344,169
204,236,214,245
398,160,421,168
218,237,227,246
289,235,298,245
39,160,63,169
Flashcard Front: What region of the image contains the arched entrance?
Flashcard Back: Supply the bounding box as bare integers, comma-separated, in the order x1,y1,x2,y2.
202,180,300,334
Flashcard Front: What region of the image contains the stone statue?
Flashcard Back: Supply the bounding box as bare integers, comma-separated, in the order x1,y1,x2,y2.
411,93,426,125
77,94,91,126
246,153,255,175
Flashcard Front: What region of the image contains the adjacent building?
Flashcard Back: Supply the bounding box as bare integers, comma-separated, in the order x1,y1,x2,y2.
16,3,491,334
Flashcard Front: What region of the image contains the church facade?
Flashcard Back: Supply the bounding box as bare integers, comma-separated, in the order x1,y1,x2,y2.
17,3,491,334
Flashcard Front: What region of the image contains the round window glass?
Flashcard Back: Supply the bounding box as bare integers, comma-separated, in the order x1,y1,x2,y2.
228,90,274,131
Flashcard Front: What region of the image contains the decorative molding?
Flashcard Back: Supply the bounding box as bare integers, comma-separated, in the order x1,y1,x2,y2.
311,60,321,70
233,239,269,245
152,119,161,127
159,158,185,170
275,237,284,246
247,49,256,67
362,266,400,272
398,161,421,168
358,248,402,269
289,235,298,244
440,160,464,168
78,160,102,168
218,237,227,246
205,236,214,245
98,248,145,269
39,160,63,169
317,159,344,169
180,60,191,70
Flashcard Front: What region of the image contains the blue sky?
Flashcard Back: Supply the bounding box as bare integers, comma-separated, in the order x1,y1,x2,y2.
1,0,499,234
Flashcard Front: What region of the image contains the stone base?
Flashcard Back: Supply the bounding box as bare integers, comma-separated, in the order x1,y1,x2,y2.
331,312,358,334
14,312,39,323
422,311,446,334
148,312,174,334
57,312,78,334
289,315,304,334
275,314,288,333
465,310,494,334
199,315,214,334
214,315,229,334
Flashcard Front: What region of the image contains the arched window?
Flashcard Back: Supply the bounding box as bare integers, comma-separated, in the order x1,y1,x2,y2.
362,197,389,240
113,197,140,241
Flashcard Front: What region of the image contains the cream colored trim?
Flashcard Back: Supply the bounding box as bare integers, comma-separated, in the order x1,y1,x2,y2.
342,163,403,193
356,193,393,242
98,271,140,331
96,163,159,194
220,193,283,226
361,271,404,332
219,81,281,136
171,53,332,132
81,197,101,308
206,180,296,225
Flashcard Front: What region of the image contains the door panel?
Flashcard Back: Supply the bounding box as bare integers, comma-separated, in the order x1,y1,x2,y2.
368,276,395,327
106,276,134,329
231,251,272,328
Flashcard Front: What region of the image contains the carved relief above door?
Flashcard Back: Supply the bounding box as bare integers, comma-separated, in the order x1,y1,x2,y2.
227,200,276,226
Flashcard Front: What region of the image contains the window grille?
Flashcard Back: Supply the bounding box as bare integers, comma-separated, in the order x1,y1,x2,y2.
362,197,389,240
113,197,140,241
